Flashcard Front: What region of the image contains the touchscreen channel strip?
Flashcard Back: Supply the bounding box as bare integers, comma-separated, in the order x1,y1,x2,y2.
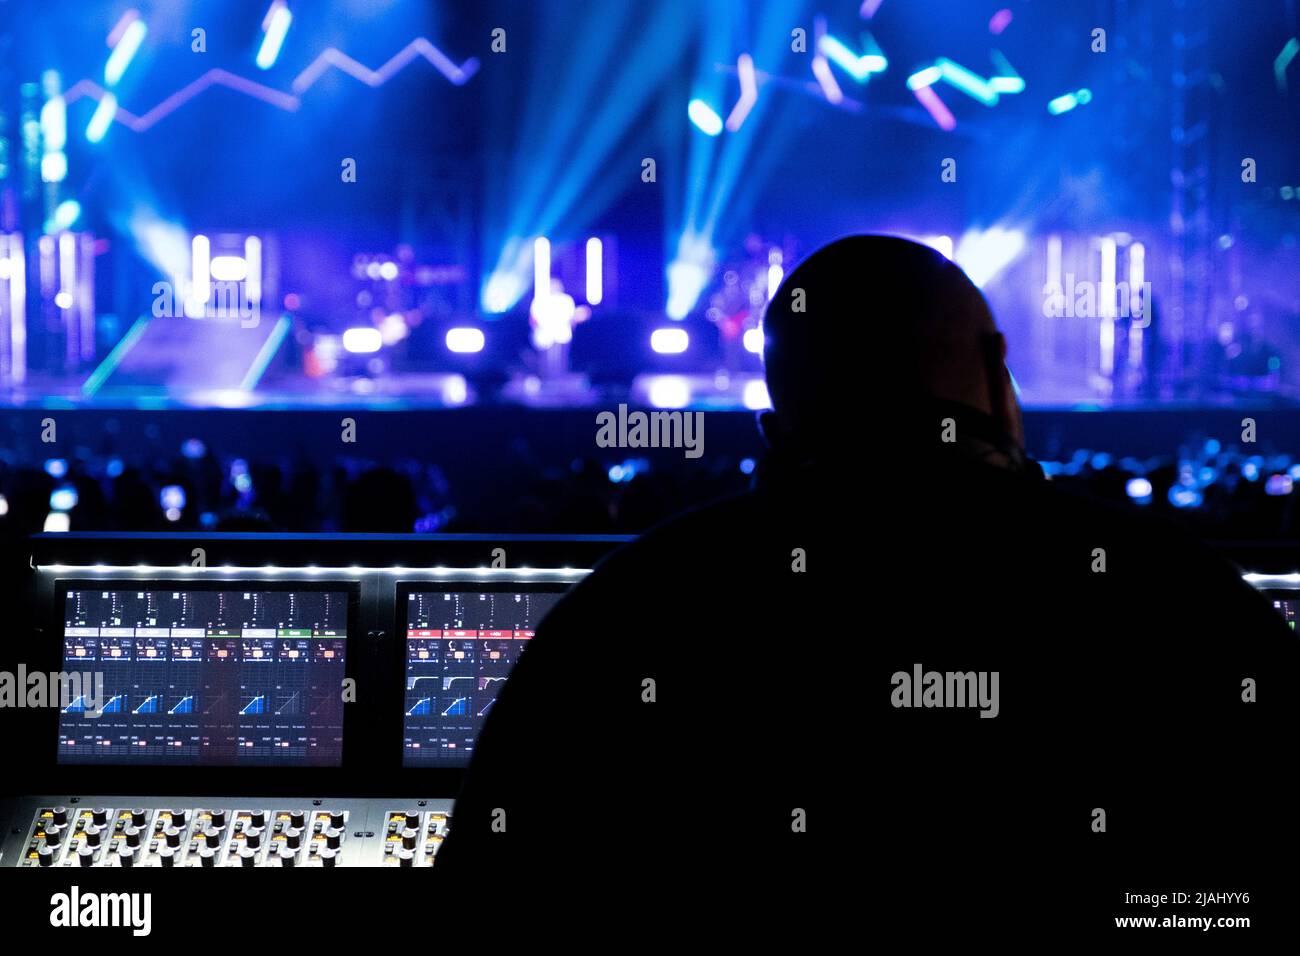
11,799,456,867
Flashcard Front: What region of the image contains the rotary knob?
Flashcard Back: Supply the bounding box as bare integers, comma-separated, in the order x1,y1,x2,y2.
78,845,95,866
328,811,345,829
279,848,297,868
204,828,222,849
319,847,337,867
84,825,103,847
249,811,266,829
198,846,216,867
124,826,141,848
209,809,226,829
284,827,302,850
159,846,176,867
91,808,108,827
131,809,147,828
164,826,182,848
324,827,342,850
289,810,305,829
171,809,188,827
37,845,55,867
45,825,64,848
51,807,68,827
244,827,263,850
118,846,135,868
400,828,418,851
397,848,414,867
239,846,257,867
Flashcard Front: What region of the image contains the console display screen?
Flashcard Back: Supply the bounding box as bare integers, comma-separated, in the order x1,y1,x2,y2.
403,589,564,767
57,587,350,767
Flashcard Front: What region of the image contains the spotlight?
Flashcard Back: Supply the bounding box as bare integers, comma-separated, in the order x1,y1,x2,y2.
687,99,723,136
446,327,486,353
650,328,689,354
342,328,382,353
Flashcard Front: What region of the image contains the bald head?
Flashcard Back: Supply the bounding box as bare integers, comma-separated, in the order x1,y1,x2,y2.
761,234,1021,457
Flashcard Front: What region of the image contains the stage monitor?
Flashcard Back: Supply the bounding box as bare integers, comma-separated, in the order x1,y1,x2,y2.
56,584,352,767
402,586,565,767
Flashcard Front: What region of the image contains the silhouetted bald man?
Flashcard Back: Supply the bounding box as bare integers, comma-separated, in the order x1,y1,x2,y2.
438,237,1296,933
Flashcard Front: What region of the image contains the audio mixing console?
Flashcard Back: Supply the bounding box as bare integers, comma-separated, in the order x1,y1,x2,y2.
0,533,630,872
4,533,1292,879
3,798,453,867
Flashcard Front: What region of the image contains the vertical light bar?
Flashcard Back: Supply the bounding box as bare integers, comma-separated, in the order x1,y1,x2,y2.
1099,236,1117,377
767,263,784,300
39,95,66,152
533,237,550,304
244,235,262,304
191,234,211,312
86,93,117,143
59,232,76,366
1099,236,1117,318
1046,235,1062,290
7,234,26,384
585,237,603,305
79,233,95,361
1128,242,1146,368
58,231,75,296
256,2,293,71
1128,241,1145,317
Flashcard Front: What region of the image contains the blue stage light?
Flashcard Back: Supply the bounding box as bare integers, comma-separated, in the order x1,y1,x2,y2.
257,3,293,70
687,99,723,136
160,485,186,510
954,227,1026,288
343,327,382,353
482,271,523,314
86,93,118,143
1126,477,1153,502
1266,474,1294,496
44,458,68,478
445,328,485,353
50,485,78,511
105,19,148,87
819,36,871,83
586,238,603,305
650,328,689,354
937,58,999,105
1048,88,1092,115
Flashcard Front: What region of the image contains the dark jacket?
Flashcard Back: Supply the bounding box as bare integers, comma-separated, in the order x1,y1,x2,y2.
438,418,1296,926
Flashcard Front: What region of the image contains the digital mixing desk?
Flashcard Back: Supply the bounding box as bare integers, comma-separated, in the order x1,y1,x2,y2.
0,533,629,871
2,534,1289,887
